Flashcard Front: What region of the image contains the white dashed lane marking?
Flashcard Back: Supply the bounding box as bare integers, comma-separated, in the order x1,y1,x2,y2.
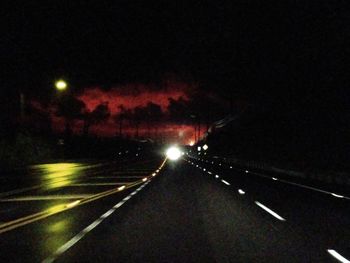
327,249,350,263
255,201,286,221
42,181,150,263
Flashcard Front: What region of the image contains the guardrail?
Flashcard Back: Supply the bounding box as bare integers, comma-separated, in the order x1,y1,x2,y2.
194,153,350,187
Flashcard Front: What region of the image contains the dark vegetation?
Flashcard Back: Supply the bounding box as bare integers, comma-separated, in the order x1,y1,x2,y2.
205,104,350,174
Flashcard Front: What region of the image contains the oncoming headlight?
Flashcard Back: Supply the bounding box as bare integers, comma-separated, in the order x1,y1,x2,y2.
166,146,181,161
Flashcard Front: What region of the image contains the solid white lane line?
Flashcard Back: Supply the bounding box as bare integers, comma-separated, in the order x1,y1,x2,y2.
221,180,230,186
255,201,286,221
123,196,131,201
331,193,345,199
83,219,102,233
276,178,350,200
208,171,212,175
327,249,350,263
224,161,350,200
42,181,149,263
100,209,115,219
113,202,125,209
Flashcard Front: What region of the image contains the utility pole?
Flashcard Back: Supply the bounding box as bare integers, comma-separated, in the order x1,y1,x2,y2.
20,91,25,120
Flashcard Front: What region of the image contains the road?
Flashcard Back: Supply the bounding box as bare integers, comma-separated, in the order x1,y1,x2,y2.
0,149,349,262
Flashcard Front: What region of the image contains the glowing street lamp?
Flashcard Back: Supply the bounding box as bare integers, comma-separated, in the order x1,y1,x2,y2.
55,80,67,91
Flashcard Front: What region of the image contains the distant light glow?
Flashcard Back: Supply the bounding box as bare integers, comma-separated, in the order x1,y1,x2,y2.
32,163,84,189
142,178,148,182
202,144,208,151
166,146,182,161
272,177,278,181
55,80,67,91
197,146,201,151
189,141,195,146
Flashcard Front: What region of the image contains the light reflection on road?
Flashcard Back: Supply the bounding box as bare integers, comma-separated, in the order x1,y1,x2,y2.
44,218,74,258
31,163,85,189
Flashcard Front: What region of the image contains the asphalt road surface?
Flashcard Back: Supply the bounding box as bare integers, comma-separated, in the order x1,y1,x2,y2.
0,150,349,262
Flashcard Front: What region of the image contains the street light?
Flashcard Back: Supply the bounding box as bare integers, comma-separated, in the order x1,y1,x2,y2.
55,80,67,91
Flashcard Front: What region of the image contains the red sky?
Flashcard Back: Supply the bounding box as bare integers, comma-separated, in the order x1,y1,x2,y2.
77,82,191,114
45,80,206,144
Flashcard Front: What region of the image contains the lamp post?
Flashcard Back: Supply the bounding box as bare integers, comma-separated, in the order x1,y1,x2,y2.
54,79,69,158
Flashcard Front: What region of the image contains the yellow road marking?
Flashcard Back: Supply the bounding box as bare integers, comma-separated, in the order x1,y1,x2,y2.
112,171,151,174
0,158,167,235
0,195,92,201
0,185,42,198
68,183,128,186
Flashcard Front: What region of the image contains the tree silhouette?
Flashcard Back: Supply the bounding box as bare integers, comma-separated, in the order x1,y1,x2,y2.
133,106,144,138
83,102,110,136
56,96,86,137
144,102,162,137
167,97,189,122
113,105,131,138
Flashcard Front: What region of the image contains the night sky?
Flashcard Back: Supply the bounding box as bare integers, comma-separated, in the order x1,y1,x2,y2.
2,1,350,141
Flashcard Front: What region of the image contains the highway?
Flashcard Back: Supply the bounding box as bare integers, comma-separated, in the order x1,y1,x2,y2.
0,149,349,262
